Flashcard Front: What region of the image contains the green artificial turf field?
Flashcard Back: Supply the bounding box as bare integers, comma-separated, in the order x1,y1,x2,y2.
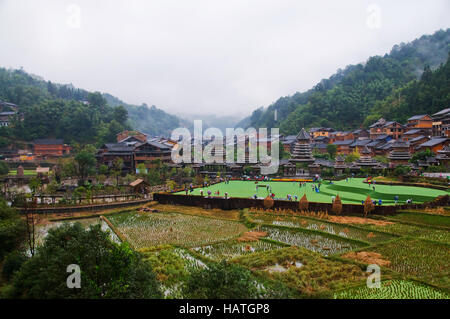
175,178,449,205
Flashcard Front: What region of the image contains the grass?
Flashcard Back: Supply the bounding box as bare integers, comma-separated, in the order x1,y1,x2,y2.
345,238,450,289
359,222,450,244
333,280,449,299
107,211,248,249
232,246,365,297
259,225,366,256
39,204,448,299
192,240,283,261
143,247,207,298
248,212,397,244
175,178,449,205
150,203,241,221
8,169,37,176
387,211,450,228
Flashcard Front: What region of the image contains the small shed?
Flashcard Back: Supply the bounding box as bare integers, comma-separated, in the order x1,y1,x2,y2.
36,166,50,176
129,178,149,194
17,165,24,177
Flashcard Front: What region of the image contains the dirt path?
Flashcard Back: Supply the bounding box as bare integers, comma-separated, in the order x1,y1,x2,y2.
328,215,394,226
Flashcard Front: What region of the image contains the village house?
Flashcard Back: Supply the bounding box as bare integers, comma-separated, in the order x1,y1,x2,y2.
33,139,72,158
308,127,335,139
406,114,433,135
133,141,172,168
349,139,372,154
436,145,450,167
329,131,353,143
96,139,172,173
116,130,148,143
313,135,330,144
417,137,449,153
0,100,19,127
369,118,387,139
352,129,369,139
409,135,430,152
382,121,406,140
403,129,429,141
388,141,411,167
96,143,136,172
0,111,16,127
281,135,297,154
432,108,450,137
311,142,328,154
332,139,354,155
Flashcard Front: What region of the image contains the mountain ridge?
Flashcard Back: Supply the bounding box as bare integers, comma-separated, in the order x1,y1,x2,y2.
239,28,450,134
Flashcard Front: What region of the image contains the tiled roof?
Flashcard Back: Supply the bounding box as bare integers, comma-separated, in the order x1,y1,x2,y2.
433,108,450,117
404,129,422,135
419,138,448,147
375,134,390,140
104,143,135,152
350,139,372,147
409,135,428,143
408,114,429,121
367,140,382,147
333,140,354,146
296,128,311,141
311,143,328,149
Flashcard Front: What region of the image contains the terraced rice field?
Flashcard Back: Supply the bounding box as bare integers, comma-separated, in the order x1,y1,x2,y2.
334,280,449,299
192,240,283,261
249,213,396,244
233,247,365,296
260,225,366,256
82,204,449,299
343,238,450,289
144,247,207,298
387,211,450,228
107,211,247,249
175,178,449,205
359,221,450,244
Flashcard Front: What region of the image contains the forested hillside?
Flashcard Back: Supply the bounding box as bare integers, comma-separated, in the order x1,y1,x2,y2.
0,68,184,147
241,29,450,134
0,68,129,147
366,53,450,124
103,93,184,137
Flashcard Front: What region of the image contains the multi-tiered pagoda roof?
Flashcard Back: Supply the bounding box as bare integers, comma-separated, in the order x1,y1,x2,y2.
388,140,411,166
289,128,315,164
354,146,383,168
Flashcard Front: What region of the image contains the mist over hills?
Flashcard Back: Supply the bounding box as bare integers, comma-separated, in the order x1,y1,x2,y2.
1,28,449,144
238,28,450,134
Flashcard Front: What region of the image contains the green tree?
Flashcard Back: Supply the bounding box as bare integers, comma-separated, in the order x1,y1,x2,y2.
410,149,435,164
326,144,337,159
8,223,162,299
136,163,147,175
0,161,9,175
182,261,258,299
112,158,124,187
98,164,109,175
0,200,26,260
28,177,42,195
74,148,96,185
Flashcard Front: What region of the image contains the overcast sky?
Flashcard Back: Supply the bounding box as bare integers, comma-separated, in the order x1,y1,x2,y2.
0,0,449,117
